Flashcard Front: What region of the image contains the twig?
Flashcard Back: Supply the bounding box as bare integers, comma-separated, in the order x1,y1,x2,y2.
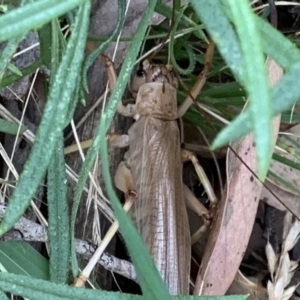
0,204,137,282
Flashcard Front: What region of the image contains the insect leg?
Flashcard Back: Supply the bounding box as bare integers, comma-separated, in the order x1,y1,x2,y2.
182,149,217,205
102,54,136,117
64,133,129,155
114,161,136,196
184,184,211,245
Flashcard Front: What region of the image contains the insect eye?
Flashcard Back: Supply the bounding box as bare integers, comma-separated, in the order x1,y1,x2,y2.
136,69,146,77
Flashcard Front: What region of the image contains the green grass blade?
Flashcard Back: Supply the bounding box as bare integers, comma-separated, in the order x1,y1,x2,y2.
0,2,91,235
0,0,88,42
47,135,70,284
225,0,272,179
257,16,300,69
7,63,22,77
154,1,207,41
212,60,300,148
0,241,49,280
0,60,42,89
0,272,142,300
82,0,125,91
38,22,54,70
0,272,248,299
0,36,25,82
169,3,196,75
191,0,300,175
191,0,272,179
190,0,245,84
0,119,27,135
0,291,9,300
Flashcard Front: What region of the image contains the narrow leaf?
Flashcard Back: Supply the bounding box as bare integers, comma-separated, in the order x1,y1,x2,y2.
0,0,88,42
82,0,125,91
48,135,70,283
0,35,24,82
0,2,91,235
0,241,49,280
0,272,248,299
0,60,42,89
190,0,245,84
212,60,300,149
226,0,272,179
0,119,27,135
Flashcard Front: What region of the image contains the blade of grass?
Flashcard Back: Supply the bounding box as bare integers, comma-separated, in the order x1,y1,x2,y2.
82,0,126,91
48,136,70,284
154,0,207,41
0,2,91,235
0,60,42,89
0,272,249,299
190,0,245,84
212,60,300,149
225,0,272,179
191,1,274,177
191,0,300,169
0,119,27,135
258,16,300,69
0,0,88,42
0,35,25,82
0,241,49,280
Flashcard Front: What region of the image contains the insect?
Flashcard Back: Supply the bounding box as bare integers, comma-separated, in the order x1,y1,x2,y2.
104,57,215,295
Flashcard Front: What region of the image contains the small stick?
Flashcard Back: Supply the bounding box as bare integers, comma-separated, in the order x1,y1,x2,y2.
73,192,137,287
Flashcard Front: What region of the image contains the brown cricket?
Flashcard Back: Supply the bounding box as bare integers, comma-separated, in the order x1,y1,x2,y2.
125,62,190,295
105,58,214,295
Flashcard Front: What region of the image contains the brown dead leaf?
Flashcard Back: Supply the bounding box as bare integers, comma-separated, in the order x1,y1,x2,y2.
193,59,283,295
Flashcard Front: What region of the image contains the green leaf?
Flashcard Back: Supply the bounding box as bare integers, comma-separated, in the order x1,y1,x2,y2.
0,241,49,280
0,35,24,82
48,135,70,284
0,2,91,235
0,119,27,135
212,60,300,149
0,60,42,89
225,0,272,179
7,63,22,76
190,0,245,84
154,1,207,42
0,0,89,42
191,0,300,179
0,272,141,300
0,272,249,299
82,0,126,91
200,82,245,99
191,0,272,179
38,22,53,69
0,291,9,300
257,16,300,69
